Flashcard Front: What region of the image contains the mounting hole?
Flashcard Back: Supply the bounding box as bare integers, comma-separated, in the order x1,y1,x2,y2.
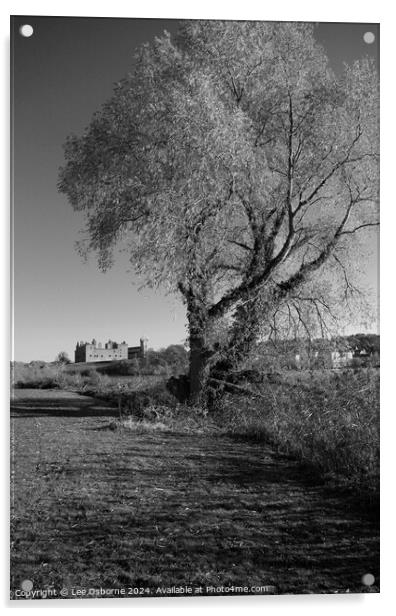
19,24,34,38
363,31,375,44
21,579,33,592
361,573,375,586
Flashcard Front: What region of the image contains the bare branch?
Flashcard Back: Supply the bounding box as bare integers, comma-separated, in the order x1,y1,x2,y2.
294,127,364,215
339,221,379,236
226,239,253,252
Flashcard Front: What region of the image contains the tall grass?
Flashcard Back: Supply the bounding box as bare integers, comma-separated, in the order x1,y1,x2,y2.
11,361,62,389
11,362,112,393
116,402,214,434
12,360,169,394
216,368,379,495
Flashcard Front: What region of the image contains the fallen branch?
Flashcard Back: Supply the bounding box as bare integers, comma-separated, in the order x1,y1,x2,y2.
208,377,268,400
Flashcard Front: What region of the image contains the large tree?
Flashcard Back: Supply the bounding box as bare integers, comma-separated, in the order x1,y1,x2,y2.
58,21,379,404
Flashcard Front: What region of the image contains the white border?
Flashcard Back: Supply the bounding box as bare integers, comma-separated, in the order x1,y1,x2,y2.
2,1,393,614
0,1,385,21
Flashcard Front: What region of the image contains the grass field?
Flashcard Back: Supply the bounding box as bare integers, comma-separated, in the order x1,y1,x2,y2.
11,388,379,598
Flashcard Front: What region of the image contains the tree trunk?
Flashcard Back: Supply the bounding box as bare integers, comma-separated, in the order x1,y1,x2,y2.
229,301,262,365
186,291,263,406
209,300,262,381
186,293,211,406
189,334,210,405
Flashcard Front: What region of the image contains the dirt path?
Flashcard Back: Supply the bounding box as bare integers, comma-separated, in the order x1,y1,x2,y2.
11,389,379,597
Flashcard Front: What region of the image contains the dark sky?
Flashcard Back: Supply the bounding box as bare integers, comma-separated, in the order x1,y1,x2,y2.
11,17,379,362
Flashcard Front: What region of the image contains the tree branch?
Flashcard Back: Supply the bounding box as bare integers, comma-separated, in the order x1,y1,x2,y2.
338,221,379,236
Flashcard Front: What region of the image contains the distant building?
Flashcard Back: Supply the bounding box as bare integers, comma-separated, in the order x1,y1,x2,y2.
128,337,148,360
330,349,354,368
74,337,148,363
294,347,356,369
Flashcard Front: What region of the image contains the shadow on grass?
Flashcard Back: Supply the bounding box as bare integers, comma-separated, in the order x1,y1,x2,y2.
28,433,379,593
10,392,380,594
10,394,119,418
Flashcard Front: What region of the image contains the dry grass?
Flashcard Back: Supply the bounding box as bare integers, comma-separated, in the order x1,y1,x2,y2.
216,368,379,496
116,403,218,435
11,361,61,389
120,418,169,432
11,362,163,397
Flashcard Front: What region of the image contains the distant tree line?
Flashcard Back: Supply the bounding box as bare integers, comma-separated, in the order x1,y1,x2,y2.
97,344,189,377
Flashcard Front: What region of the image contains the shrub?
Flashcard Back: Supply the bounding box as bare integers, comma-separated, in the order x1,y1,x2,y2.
11,361,62,389
113,402,213,434
55,351,71,365
99,359,140,376
118,381,178,417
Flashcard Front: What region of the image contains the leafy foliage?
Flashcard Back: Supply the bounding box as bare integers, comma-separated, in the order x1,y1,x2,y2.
55,351,71,364
58,22,379,400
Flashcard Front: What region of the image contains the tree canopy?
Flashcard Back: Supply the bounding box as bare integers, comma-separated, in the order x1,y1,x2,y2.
58,21,379,402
